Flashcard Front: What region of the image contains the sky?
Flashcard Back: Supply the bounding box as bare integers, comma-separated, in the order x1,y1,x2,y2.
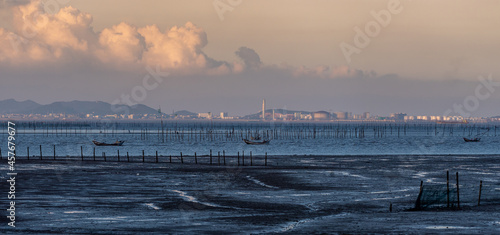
0,0,499,117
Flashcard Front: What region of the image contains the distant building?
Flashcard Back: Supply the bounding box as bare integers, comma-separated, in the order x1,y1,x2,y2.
313,111,330,120
334,112,348,120
198,113,212,119
262,99,265,120
363,112,370,119
390,113,407,120
220,112,228,119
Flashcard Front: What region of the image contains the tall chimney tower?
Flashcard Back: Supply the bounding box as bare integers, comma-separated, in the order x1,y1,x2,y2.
262,99,266,120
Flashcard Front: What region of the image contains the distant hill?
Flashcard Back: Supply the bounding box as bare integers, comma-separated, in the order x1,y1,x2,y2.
243,109,312,119
0,99,42,114
0,99,158,116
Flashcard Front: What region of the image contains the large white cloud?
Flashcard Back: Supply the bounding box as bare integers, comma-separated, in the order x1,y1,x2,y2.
138,22,209,70
95,22,144,64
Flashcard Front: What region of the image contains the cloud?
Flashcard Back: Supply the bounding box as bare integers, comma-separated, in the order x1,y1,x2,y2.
138,22,209,70
3,0,93,63
96,22,145,64
0,0,369,79
235,46,261,70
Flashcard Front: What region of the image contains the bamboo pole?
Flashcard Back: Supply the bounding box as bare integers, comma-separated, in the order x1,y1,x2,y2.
265,152,267,166
456,172,460,209
250,151,252,166
478,180,483,206
447,171,450,208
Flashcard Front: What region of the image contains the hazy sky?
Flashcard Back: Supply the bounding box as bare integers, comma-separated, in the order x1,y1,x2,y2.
1,0,499,116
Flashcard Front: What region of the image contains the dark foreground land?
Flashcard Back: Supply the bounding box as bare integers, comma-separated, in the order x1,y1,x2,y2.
1,154,499,234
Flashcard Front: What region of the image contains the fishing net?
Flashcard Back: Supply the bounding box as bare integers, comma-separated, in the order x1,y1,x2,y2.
415,185,458,209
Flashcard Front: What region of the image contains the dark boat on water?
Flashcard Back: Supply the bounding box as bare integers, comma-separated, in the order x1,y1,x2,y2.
92,140,125,146
243,139,270,145
463,137,480,142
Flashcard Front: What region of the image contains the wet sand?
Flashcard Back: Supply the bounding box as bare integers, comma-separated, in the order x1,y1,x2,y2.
1,154,499,234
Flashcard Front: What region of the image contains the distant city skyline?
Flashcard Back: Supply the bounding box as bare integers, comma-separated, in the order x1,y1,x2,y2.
1,1,500,117
1,98,499,121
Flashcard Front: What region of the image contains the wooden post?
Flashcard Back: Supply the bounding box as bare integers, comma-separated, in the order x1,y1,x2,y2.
447,171,450,208
156,151,158,163
419,181,423,195
103,152,106,162
127,152,130,162
117,150,120,162
389,203,392,212
265,152,267,166
237,152,240,166
210,149,212,165
0,148,2,160
81,146,83,161
142,150,145,162
53,145,56,160
223,150,226,165
40,145,42,160
242,150,245,166
180,152,183,164
170,155,172,163
478,180,483,206
195,152,197,164
456,172,460,209
93,147,95,161
218,151,220,165
250,151,252,166
27,147,29,160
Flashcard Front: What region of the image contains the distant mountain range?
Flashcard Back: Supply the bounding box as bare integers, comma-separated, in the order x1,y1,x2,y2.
0,99,159,116
0,99,317,118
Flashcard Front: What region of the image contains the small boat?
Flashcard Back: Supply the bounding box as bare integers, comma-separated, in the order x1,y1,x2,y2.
92,140,125,146
463,137,480,142
243,139,270,145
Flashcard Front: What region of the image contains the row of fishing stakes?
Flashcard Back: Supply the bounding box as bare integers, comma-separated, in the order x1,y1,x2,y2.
4,146,269,167
10,121,499,141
